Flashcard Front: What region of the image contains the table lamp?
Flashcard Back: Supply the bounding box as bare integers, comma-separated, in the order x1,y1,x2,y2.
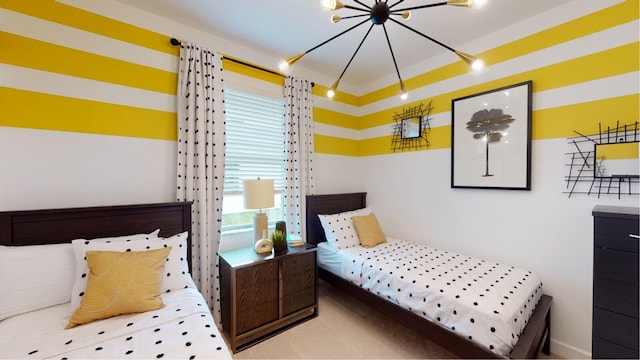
243,178,274,243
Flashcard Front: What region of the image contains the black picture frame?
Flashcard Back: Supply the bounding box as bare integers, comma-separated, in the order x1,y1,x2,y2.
451,81,532,190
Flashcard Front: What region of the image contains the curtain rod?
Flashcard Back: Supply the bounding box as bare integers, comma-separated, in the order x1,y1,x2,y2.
169,38,314,87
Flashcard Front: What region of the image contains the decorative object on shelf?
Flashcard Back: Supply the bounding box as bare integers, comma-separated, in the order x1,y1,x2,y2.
254,229,273,254
279,0,487,100
391,101,433,151
287,234,305,247
271,230,287,255
275,221,287,237
565,121,639,198
243,178,275,243
451,81,532,190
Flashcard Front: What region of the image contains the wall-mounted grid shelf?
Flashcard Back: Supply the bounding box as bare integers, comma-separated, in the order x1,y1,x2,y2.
390,101,433,152
564,121,639,198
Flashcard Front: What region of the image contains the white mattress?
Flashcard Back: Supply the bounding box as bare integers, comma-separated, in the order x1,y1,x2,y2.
0,288,231,359
317,238,543,357
317,241,343,276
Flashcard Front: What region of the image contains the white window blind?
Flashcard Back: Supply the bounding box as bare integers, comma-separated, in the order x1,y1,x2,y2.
223,88,285,195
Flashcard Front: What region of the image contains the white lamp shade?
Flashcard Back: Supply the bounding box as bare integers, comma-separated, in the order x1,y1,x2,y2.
243,179,274,210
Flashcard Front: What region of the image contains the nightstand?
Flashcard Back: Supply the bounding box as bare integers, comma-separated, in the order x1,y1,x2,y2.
219,244,318,352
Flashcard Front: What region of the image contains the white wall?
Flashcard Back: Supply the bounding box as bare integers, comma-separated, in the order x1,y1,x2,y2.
0,127,176,211
314,138,638,358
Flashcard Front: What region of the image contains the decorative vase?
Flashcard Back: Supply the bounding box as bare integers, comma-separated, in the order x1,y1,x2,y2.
274,245,288,256
275,221,286,237
271,226,287,256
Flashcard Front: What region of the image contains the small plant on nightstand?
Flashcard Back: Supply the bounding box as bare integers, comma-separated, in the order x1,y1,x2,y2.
271,230,287,255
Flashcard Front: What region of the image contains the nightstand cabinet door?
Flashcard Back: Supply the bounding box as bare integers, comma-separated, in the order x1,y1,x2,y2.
282,251,317,316
592,206,639,359
235,261,279,333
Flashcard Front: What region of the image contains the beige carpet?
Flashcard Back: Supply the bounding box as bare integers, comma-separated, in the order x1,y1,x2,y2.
232,280,457,359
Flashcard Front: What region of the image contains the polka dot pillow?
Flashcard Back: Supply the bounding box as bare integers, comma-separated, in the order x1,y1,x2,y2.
70,231,195,314
318,207,371,250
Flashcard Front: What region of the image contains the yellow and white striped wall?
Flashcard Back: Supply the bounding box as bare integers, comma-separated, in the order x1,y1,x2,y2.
311,0,639,158
0,0,283,210
1,0,637,158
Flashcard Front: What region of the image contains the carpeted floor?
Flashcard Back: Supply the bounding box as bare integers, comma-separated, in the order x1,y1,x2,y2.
232,280,458,359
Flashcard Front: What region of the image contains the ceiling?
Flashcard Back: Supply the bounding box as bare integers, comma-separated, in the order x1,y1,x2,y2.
117,0,572,86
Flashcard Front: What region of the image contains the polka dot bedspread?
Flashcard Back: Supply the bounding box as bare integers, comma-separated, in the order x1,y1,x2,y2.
337,238,543,357
0,288,231,359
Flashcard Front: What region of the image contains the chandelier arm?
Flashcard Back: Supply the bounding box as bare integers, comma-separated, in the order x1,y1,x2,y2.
382,24,403,82
342,4,371,12
338,13,372,20
336,24,375,80
388,16,455,52
304,18,370,54
393,2,448,12
351,0,371,9
387,0,406,10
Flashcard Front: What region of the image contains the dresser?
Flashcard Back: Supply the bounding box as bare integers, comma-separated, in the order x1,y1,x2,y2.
592,205,639,359
219,244,318,352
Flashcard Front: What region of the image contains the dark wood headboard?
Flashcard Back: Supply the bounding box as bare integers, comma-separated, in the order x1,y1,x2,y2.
305,192,366,246
0,202,193,270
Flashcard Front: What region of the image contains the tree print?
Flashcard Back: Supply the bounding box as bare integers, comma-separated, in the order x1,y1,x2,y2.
465,108,515,177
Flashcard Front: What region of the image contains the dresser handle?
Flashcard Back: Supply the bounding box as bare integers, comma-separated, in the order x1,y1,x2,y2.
630,234,640,239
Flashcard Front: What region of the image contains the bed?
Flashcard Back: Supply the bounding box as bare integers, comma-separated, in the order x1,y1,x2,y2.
306,192,552,359
0,202,232,359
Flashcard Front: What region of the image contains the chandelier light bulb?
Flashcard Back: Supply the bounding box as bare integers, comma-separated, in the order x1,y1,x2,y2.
331,15,342,23
402,11,411,20
399,79,408,100
321,0,343,11
447,0,487,8
471,0,488,8
471,58,484,71
327,78,340,99
278,60,290,72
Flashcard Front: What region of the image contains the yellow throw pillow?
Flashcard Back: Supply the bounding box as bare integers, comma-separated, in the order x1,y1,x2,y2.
352,213,387,248
66,247,171,329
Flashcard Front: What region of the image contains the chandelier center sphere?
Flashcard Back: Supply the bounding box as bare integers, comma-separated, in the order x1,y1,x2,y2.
370,2,390,25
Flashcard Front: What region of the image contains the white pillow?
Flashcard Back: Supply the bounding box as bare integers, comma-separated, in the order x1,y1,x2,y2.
70,230,196,313
0,243,75,321
318,207,371,250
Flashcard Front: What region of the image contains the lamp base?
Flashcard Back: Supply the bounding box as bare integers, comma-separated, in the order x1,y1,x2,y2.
253,212,268,245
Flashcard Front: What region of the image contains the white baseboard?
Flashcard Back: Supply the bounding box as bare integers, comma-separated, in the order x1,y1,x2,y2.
551,339,590,359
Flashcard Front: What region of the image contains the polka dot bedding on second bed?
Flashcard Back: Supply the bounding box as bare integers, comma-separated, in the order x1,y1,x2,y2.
338,238,543,357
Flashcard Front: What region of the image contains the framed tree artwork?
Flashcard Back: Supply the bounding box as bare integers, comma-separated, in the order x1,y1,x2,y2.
451,81,532,190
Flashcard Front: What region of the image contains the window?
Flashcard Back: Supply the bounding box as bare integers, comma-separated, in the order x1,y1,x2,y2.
222,88,285,232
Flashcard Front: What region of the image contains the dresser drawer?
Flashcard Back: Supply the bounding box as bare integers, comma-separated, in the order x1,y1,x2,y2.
593,308,639,350
236,299,279,334
594,217,639,253
594,278,639,317
282,286,316,316
593,248,639,285
593,336,639,359
236,261,278,287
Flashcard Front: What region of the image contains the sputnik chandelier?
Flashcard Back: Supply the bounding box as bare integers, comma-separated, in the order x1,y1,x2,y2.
279,0,487,100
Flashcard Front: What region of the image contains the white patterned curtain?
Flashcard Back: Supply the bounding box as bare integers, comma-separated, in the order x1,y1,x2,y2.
283,76,316,239
176,42,226,325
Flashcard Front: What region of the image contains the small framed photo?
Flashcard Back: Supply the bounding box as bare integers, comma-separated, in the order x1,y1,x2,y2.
451,81,532,190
